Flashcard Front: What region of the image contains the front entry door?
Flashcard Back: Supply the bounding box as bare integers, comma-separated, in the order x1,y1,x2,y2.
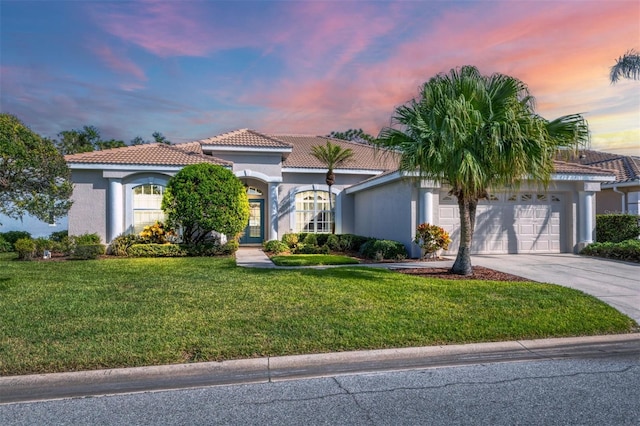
240,199,265,244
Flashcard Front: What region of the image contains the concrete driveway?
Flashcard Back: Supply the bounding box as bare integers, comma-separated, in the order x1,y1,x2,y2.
472,254,640,323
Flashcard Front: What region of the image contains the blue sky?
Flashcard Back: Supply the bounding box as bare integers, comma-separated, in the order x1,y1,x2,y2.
1,0,639,154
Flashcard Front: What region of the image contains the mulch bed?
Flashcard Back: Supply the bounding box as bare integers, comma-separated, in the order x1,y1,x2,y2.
394,266,533,282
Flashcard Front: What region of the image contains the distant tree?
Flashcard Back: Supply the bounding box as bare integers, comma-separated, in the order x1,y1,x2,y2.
162,164,249,244
0,114,73,223
310,141,354,233
95,139,126,150
152,131,171,145
610,49,640,83
55,126,101,155
327,128,376,144
130,136,146,145
376,66,588,275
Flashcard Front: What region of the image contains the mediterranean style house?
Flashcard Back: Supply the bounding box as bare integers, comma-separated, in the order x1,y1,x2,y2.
64,129,616,258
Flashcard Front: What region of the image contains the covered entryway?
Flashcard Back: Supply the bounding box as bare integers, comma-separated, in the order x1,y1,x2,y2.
439,192,564,254
240,199,265,244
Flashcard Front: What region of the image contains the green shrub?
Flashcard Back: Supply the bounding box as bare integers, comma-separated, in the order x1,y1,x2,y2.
263,240,290,254
360,239,407,260
72,244,106,260
326,234,341,251
596,214,640,243
139,221,175,244
1,231,31,249
0,235,11,253
34,237,54,252
108,234,143,256
128,244,186,258
581,239,640,263
220,240,239,255
281,233,299,248
14,238,36,260
49,230,68,242
296,244,330,254
339,234,372,252
73,233,101,245
315,234,330,247
302,233,318,246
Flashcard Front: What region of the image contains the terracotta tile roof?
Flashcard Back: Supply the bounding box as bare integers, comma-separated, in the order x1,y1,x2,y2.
275,135,399,171
199,129,292,149
557,149,640,182
552,160,614,176
65,143,231,167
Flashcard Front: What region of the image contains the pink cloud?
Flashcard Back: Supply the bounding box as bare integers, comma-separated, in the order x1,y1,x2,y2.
92,44,146,82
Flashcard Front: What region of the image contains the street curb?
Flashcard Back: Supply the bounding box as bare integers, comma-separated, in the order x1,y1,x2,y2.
1,333,638,404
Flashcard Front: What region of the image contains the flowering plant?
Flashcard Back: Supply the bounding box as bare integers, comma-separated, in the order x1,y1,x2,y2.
413,223,451,259
139,221,175,244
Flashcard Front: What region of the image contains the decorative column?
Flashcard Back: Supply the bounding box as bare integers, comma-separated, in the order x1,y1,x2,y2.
578,190,595,246
108,178,123,243
269,182,279,242
418,188,434,225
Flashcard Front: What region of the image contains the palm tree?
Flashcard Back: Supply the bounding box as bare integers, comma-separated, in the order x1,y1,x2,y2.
310,141,354,233
376,66,588,275
610,49,640,83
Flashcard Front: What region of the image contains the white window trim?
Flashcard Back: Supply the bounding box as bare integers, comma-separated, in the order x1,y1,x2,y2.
289,185,340,233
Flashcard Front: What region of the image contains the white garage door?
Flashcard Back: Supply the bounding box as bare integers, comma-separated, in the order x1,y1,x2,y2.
438,192,563,254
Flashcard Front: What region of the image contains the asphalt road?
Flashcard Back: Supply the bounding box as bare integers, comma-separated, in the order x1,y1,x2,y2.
1,338,639,426
2,356,638,425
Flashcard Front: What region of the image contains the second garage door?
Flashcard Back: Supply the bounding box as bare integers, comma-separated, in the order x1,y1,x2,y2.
438,192,564,254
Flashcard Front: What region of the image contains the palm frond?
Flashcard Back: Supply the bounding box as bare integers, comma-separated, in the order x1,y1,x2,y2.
610,49,640,83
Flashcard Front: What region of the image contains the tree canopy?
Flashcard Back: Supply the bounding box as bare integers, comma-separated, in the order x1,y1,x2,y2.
376,66,588,275
162,163,249,244
0,113,73,223
610,49,640,83
327,128,376,144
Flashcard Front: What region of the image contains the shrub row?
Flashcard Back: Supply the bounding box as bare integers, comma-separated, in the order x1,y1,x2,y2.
270,233,407,260
10,232,106,261
116,240,240,258
580,239,640,263
596,214,640,243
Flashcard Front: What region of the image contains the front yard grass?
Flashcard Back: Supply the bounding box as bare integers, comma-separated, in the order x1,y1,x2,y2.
0,253,636,376
270,254,360,266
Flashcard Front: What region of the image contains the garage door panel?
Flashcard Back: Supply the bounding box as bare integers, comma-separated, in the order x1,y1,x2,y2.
439,193,563,255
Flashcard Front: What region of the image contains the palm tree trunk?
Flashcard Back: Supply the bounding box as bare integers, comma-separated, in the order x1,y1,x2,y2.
451,196,477,275
328,184,334,234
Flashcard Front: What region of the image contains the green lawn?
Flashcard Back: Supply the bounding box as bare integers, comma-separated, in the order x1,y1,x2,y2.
0,253,636,376
270,254,360,266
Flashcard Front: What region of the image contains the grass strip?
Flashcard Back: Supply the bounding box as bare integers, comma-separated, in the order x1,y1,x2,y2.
270,254,360,266
0,254,636,375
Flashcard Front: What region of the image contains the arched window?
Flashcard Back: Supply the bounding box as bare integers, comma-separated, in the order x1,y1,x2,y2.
294,190,335,233
133,184,165,233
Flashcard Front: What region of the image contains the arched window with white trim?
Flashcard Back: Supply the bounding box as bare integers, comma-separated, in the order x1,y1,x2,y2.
294,190,335,233
132,184,165,233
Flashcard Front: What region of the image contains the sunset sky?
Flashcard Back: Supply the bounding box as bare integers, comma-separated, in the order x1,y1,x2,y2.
2,0,639,155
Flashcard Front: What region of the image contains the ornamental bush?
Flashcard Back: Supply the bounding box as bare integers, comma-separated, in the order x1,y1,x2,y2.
108,234,143,256
596,214,640,243
0,235,12,253
128,244,187,258
281,233,299,248
263,240,290,254
162,164,249,244
580,239,640,263
139,221,175,244
14,238,36,260
413,223,451,259
360,239,407,260
0,231,32,250
72,244,106,260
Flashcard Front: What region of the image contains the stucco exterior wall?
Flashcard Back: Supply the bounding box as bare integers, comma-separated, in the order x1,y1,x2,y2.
68,170,108,242
352,179,416,254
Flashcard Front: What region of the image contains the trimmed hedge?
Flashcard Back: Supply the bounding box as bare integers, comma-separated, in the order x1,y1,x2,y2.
360,239,407,260
263,240,290,254
596,214,640,243
580,239,640,263
128,244,187,258
72,244,106,260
